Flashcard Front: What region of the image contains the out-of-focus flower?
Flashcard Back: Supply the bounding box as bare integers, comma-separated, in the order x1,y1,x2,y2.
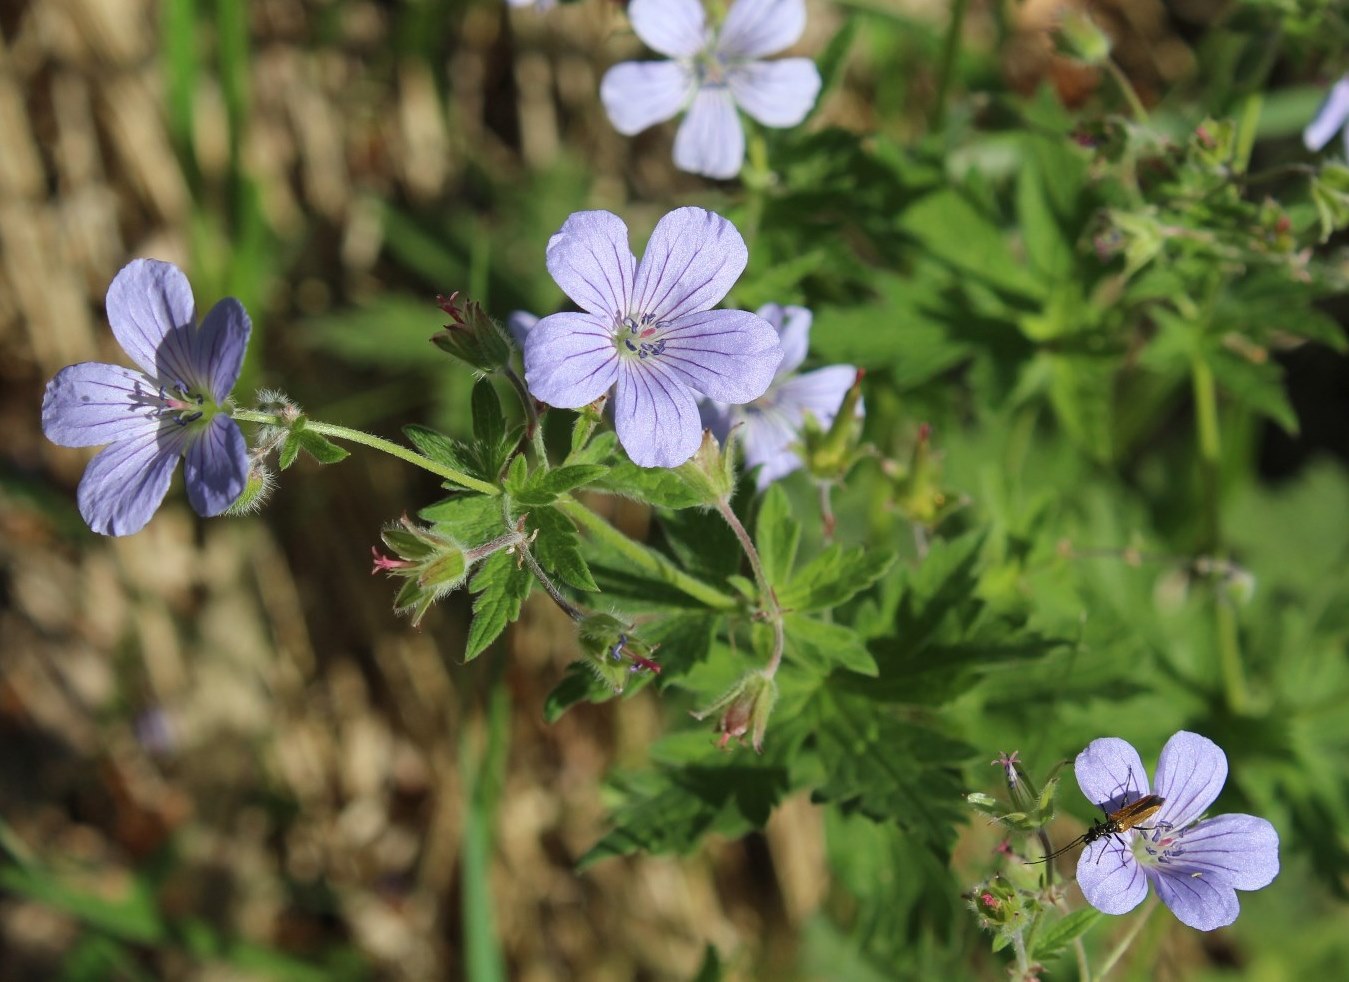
601,0,821,179
523,207,782,468
1304,75,1349,156
506,0,555,10
703,303,858,488
41,259,250,535
1074,731,1279,931
506,310,537,348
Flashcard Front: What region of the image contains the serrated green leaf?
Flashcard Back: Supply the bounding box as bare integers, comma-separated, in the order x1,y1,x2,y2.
544,661,619,722
807,689,970,849
785,615,878,676
527,506,598,592
503,453,528,496
419,494,504,545
898,189,1044,302
656,507,742,582
1028,907,1102,960
565,431,618,467
755,485,800,587
464,550,532,661
778,545,896,612
594,459,709,509
296,428,350,464
516,464,610,506
579,764,791,868
1208,348,1298,433
404,424,476,473
471,378,506,448
278,430,301,470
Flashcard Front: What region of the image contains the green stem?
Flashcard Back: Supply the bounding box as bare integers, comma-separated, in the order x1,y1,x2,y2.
1105,59,1149,123
500,497,585,622
503,365,540,443
932,0,970,131
1190,355,1222,554
1094,898,1156,980
1233,92,1262,175
1215,592,1249,714
742,131,771,245
233,410,500,496
557,497,736,611
714,497,785,677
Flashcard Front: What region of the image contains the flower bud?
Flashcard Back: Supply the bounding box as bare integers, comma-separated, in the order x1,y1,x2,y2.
692,669,777,753
885,424,958,528
1055,9,1112,66
432,292,513,373
224,457,276,516
800,370,866,483
670,430,738,504
576,613,661,693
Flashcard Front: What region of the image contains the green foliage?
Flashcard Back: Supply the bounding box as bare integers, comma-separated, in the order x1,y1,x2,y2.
464,550,532,661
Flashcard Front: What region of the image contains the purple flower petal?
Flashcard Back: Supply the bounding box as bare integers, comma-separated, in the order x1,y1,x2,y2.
728,58,821,127
717,0,806,60
775,364,857,423
629,0,708,59
613,359,702,467
545,211,636,318
506,310,538,347
1076,840,1150,915
741,407,803,488
1148,864,1240,931
673,87,745,179
106,259,197,382
655,308,781,402
524,312,620,408
1304,76,1349,152
192,298,251,402
42,362,161,448
77,424,190,536
1171,814,1279,891
758,303,811,375
183,415,248,517
1153,730,1228,830
1075,737,1150,811
632,208,749,322
601,61,696,135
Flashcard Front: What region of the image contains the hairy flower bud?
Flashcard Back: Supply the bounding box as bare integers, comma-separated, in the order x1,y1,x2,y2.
692,669,778,753
576,613,661,693
372,516,522,626
432,292,513,373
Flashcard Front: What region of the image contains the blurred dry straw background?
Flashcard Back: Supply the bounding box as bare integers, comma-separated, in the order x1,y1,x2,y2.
0,0,1205,978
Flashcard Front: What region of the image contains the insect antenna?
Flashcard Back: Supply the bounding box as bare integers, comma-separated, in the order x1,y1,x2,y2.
1025,833,1087,865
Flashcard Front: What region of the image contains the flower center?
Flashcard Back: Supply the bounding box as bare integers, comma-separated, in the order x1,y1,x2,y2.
1132,823,1185,869
694,49,729,88
614,313,669,362
132,377,216,428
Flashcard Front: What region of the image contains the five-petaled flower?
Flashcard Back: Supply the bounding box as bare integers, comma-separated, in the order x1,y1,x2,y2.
1073,730,1279,931
41,259,251,536
1304,75,1349,156
601,0,822,179
523,207,782,468
701,303,859,488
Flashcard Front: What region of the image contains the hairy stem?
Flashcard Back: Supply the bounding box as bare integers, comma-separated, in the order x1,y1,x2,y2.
714,497,785,677
1095,898,1156,980
557,497,737,611
233,410,500,496
1105,59,1149,123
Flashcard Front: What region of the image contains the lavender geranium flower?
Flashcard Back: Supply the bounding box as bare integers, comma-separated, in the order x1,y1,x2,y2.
41,259,251,536
703,304,859,488
523,207,782,468
601,0,822,179
1074,731,1279,931
506,310,537,347
1304,75,1349,155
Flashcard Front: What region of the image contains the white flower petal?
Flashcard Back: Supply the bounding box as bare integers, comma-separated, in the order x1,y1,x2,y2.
77,423,189,536
42,362,162,448
728,58,821,127
1075,737,1150,811
545,211,636,317
106,259,197,380
633,208,749,322
673,87,746,179
183,415,248,517
1148,864,1240,931
1304,76,1349,152
629,0,709,59
1076,838,1150,915
655,308,781,402
601,61,696,135
524,312,620,408
613,360,702,468
1153,731,1228,831
717,0,807,60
